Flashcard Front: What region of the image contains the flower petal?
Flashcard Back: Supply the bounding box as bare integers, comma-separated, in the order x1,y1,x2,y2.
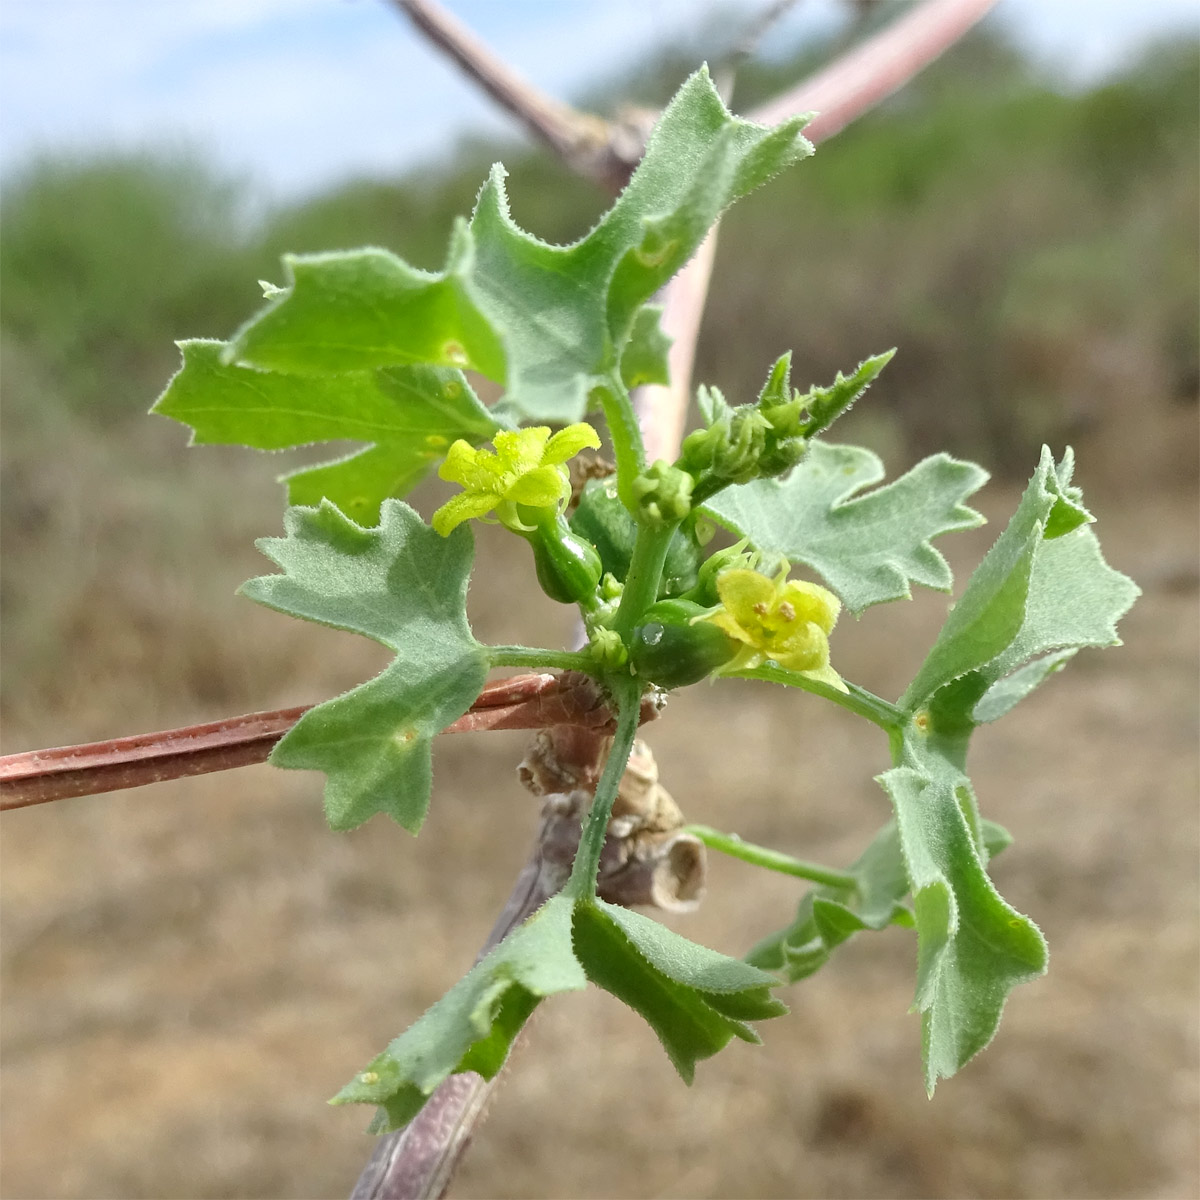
705,609,756,646
715,568,776,622
494,427,551,478
437,439,485,487
544,422,601,465
508,464,568,508
774,624,828,673
781,580,841,633
431,490,500,537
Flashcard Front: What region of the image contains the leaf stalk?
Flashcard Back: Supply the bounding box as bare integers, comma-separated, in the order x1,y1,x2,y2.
687,825,858,890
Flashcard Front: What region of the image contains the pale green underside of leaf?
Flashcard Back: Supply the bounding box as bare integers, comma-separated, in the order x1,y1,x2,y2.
331,895,586,1132
239,499,488,831
334,894,788,1130
702,441,989,614
902,446,1139,711
152,340,500,524
746,818,1013,983
879,761,1047,1095
877,446,1138,1091
228,69,812,424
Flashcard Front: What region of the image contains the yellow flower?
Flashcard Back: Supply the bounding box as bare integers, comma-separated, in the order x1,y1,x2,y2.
702,567,845,690
431,423,600,536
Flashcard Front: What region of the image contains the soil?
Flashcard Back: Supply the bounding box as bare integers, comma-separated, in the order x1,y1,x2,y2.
1,408,1197,1199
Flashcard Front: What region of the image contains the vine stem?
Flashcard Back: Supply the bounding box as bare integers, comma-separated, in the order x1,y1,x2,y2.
734,663,906,734
687,824,857,890
486,645,597,673
563,677,643,899
0,672,640,811
4,4,1003,1197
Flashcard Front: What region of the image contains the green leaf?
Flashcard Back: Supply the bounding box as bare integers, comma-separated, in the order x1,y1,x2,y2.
572,899,786,1083
799,349,896,439
902,447,1138,711
746,822,914,981
153,340,500,524
620,305,672,389
229,68,812,423
703,441,988,613
878,759,1047,1095
331,896,586,1131
230,232,507,378
972,649,1077,724
240,499,488,831
871,449,1138,1092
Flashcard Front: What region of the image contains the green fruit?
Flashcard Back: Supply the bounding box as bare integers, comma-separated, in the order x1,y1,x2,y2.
570,479,701,597
528,516,603,606
630,599,737,689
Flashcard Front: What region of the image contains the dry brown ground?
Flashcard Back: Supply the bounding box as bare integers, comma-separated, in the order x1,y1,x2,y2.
2,392,1196,1199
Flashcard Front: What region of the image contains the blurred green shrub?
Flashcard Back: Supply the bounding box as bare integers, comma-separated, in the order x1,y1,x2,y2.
0,153,271,418
2,29,1195,471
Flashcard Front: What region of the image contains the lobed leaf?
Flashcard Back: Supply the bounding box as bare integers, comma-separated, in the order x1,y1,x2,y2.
879,760,1047,1095
331,896,586,1132
333,894,789,1131
153,340,500,525
571,899,787,1083
877,449,1136,1089
902,446,1138,712
228,69,812,424
703,440,988,613
240,499,488,831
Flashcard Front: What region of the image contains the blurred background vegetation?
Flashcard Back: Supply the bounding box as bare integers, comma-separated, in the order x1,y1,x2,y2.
1,14,1197,1200
3,20,1195,728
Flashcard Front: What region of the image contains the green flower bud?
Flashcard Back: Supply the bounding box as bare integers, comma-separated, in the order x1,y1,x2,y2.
631,460,694,526
569,479,700,597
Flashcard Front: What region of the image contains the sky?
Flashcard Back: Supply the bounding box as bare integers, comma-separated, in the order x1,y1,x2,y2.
1,0,1197,201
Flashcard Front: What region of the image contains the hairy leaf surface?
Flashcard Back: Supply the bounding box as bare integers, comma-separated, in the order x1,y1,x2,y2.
332,896,585,1131
153,340,499,523
240,499,488,831
881,448,1137,1090
703,441,988,612
571,899,787,1083
902,447,1137,709
878,760,1047,1095
229,69,812,423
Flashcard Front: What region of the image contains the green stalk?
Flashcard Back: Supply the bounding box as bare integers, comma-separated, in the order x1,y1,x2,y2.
611,519,680,638
735,663,906,733
687,825,858,890
564,675,642,900
487,646,599,674
594,372,645,513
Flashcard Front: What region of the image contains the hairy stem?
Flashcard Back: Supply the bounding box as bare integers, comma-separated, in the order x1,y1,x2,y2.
564,676,642,900
734,664,906,733
687,824,857,890
612,521,680,639
486,645,598,673
594,373,646,511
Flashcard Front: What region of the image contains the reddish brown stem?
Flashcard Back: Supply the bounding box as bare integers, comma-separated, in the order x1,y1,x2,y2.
748,0,997,135
0,673,665,812
388,0,639,190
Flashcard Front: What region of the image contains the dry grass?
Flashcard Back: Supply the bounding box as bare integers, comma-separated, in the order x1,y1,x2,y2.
2,377,1196,1197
